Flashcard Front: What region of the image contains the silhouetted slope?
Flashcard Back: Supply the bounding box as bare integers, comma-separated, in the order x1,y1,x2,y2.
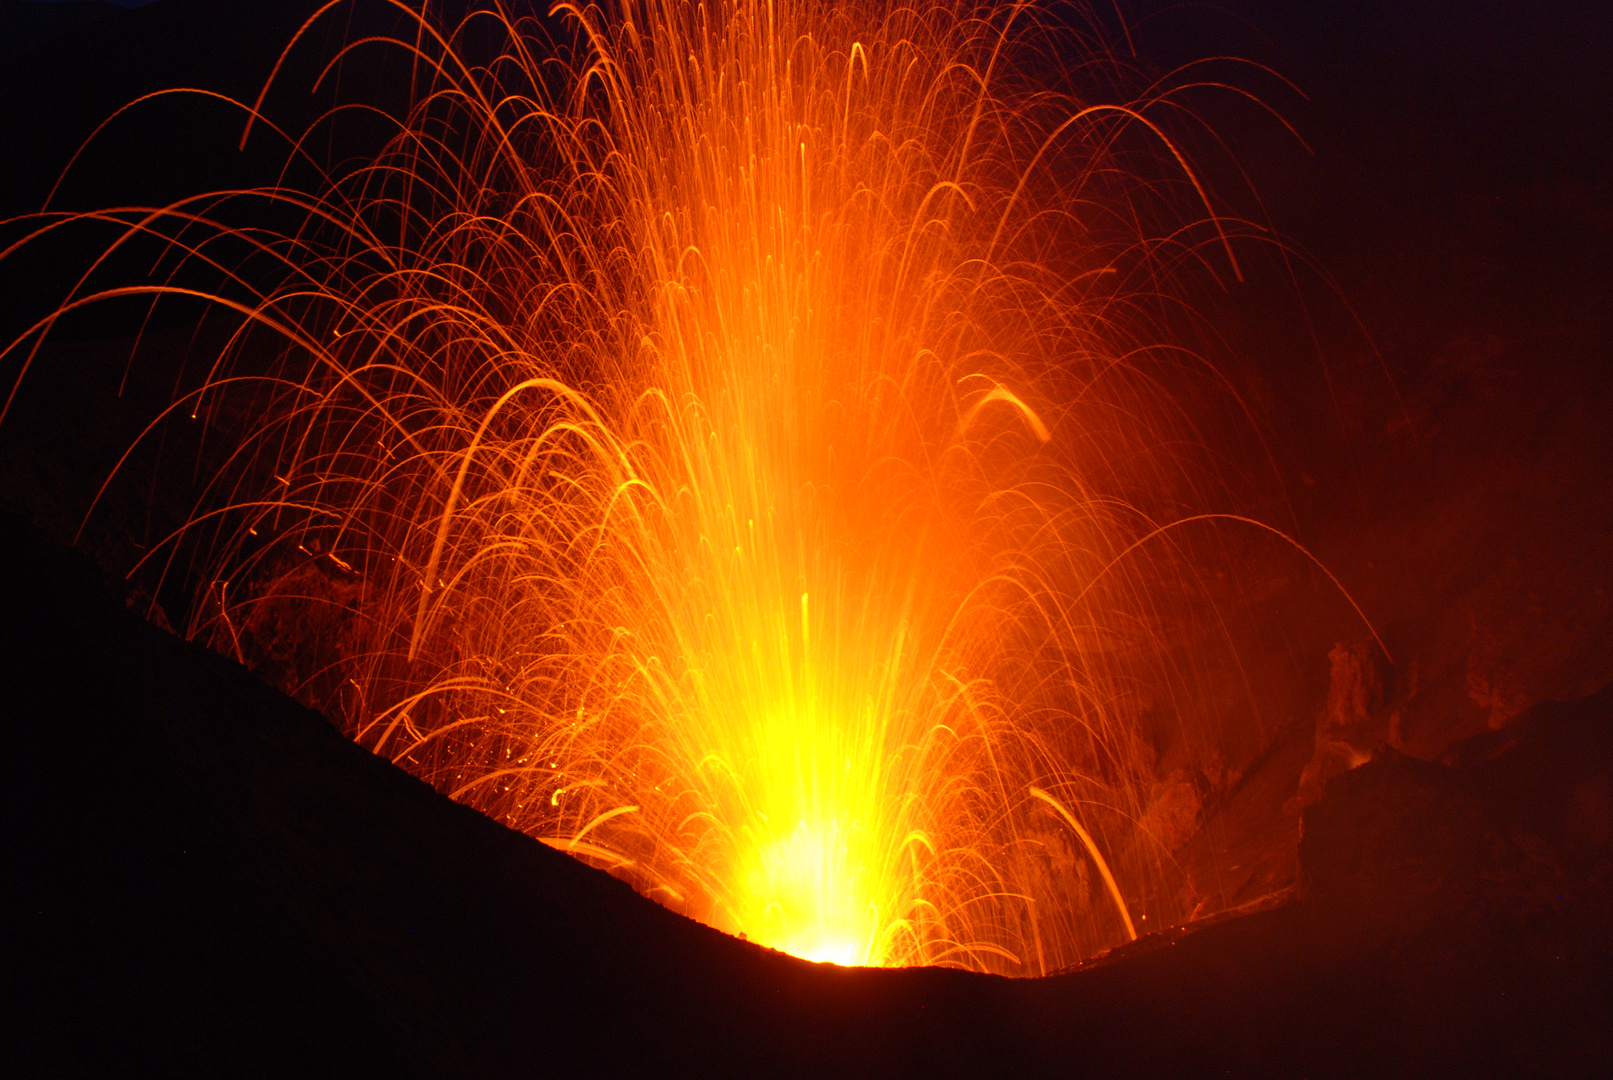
3,513,1609,1078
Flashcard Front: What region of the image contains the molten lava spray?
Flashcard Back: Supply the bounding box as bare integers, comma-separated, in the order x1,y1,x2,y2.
14,0,1285,972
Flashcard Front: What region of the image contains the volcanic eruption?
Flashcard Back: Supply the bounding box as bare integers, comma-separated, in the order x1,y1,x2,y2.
6,0,1613,1075
2,0,1355,972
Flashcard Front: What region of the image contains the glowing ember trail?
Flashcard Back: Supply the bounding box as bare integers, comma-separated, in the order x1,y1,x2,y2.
5,0,1312,971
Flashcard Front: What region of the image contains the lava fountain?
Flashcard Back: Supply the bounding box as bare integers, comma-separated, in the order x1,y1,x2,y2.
5,0,1312,972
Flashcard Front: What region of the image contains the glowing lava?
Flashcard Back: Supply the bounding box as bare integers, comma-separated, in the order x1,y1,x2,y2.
6,0,1289,972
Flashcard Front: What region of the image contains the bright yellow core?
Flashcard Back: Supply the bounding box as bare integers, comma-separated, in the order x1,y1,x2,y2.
736,819,877,966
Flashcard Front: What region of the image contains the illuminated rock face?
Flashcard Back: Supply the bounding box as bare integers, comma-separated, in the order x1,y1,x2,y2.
1301,699,1613,954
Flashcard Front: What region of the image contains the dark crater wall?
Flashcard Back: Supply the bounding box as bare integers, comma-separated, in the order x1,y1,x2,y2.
3,514,1610,1076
